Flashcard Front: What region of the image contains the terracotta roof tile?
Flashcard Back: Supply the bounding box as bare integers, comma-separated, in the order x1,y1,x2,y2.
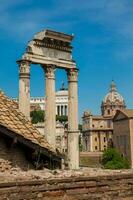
122,109,133,118
0,91,55,154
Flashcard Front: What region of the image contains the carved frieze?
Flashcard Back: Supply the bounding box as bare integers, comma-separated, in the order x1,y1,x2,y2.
34,38,72,53
23,29,75,66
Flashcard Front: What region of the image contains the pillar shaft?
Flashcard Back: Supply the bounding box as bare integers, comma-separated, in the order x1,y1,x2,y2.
59,106,61,116
43,65,56,149
67,68,79,169
18,60,30,119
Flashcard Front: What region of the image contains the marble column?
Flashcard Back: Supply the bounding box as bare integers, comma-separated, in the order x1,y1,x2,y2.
66,105,68,116
43,65,56,149
18,60,30,119
63,105,65,116
67,68,79,169
59,106,61,116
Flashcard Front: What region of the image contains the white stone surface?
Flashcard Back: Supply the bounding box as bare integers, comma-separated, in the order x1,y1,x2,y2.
13,87,68,116
17,29,79,169
44,66,56,149
34,121,67,153
67,69,79,169
18,60,30,119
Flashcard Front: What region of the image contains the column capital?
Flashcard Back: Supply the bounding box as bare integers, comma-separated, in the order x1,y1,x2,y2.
43,65,55,79
17,60,31,77
67,68,78,82
17,59,31,65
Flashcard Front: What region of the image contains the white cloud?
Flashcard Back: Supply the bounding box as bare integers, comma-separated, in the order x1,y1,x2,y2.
0,0,133,45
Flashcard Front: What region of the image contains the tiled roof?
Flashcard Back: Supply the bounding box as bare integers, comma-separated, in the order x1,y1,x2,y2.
121,109,133,118
0,91,55,154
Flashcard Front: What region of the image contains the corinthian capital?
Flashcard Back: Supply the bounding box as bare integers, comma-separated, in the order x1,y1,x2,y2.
43,65,55,79
67,68,78,82
17,60,31,75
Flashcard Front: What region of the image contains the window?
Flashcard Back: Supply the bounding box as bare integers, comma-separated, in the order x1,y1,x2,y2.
104,145,106,150
57,106,60,116
95,137,97,142
108,109,110,115
107,120,111,128
104,137,106,142
65,105,67,116
95,146,97,150
61,105,63,115
92,124,95,128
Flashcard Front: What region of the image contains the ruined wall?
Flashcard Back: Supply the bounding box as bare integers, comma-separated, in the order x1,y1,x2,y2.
0,133,33,171
80,152,102,167
0,173,133,199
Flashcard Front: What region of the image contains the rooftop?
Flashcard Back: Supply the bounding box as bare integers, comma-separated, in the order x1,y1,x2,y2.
103,80,125,104
0,91,56,155
34,29,74,42
116,109,133,119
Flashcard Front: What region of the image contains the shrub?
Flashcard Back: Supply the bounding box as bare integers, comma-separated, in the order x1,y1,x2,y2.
30,110,44,124
102,148,129,169
56,115,68,122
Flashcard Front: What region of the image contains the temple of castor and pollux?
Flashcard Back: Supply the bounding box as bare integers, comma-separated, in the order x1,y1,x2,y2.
18,29,79,170
2,29,133,200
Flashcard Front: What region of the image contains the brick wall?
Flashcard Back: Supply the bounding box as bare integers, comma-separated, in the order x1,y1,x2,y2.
0,133,33,171
0,173,133,199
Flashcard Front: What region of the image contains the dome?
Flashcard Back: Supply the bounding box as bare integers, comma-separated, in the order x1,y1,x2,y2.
56,82,68,96
103,81,124,104
56,90,68,96
101,81,126,117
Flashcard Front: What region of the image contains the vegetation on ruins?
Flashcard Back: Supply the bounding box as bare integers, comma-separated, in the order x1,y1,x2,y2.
30,110,44,124
56,115,68,122
102,148,129,169
79,134,83,151
78,124,82,131
30,110,69,124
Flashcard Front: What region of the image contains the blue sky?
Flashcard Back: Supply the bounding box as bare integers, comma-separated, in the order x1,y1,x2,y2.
0,0,133,120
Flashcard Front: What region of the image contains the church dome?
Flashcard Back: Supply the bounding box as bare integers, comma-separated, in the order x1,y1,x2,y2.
101,81,126,116
103,81,124,104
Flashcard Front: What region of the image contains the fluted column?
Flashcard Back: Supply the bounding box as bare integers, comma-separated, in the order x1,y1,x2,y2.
67,68,79,169
43,65,56,149
18,60,30,119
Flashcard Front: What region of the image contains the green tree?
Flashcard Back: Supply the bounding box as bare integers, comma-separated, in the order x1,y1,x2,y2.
79,134,83,151
30,110,44,124
102,148,129,169
56,115,68,122
78,124,82,131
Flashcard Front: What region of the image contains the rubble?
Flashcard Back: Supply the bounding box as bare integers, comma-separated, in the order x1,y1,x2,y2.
0,167,133,183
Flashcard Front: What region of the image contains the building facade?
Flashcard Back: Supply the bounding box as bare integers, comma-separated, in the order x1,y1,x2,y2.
82,81,126,152
113,109,133,168
13,87,68,116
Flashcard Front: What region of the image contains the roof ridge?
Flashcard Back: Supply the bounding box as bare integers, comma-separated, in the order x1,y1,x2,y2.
0,91,55,153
